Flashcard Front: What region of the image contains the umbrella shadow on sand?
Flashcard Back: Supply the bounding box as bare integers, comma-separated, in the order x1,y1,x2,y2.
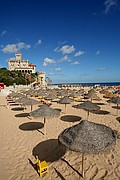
93,102,106,106
19,122,44,134
60,115,82,123
11,107,26,111
32,139,66,163
116,117,120,123
90,110,110,115
15,113,30,118
9,103,20,106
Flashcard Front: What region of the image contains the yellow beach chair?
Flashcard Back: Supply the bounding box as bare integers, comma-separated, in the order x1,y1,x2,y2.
36,156,48,177
38,95,43,99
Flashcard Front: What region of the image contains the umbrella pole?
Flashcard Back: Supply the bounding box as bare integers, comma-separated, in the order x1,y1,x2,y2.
87,111,89,120
23,105,25,112
44,117,46,136
31,105,33,112
81,153,84,178
117,104,118,116
65,104,66,114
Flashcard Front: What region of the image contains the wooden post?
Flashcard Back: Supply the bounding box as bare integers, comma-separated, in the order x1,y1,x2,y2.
44,117,46,136
81,153,84,178
65,104,66,114
117,104,119,116
87,111,89,120
31,105,33,112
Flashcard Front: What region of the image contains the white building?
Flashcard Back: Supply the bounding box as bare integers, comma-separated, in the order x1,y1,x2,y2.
8,53,36,73
37,71,46,88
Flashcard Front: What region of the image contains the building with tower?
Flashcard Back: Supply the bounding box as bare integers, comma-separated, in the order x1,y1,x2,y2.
8,53,36,73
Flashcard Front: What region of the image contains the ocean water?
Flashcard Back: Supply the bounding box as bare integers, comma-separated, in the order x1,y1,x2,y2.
54,82,120,87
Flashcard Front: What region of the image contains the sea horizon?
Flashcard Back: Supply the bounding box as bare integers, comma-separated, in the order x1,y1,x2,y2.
54,81,120,87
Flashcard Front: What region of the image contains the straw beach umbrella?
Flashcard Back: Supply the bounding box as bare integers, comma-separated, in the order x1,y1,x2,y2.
29,105,61,135
58,96,73,113
107,96,120,115
15,97,40,111
73,101,100,119
58,120,116,177
87,92,100,102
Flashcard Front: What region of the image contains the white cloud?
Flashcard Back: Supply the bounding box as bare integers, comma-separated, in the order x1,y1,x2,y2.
36,39,42,46
54,41,67,52
57,55,70,62
74,50,85,57
97,67,108,71
43,57,56,66
104,0,118,14
79,73,89,77
54,46,59,52
71,61,80,65
48,72,56,75
96,50,100,55
1,30,7,37
59,45,75,54
55,67,61,71
1,42,31,53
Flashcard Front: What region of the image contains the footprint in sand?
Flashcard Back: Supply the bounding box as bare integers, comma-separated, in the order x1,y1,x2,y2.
115,165,120,178
85,165,98,179
106,153,114,166
94,169,108,179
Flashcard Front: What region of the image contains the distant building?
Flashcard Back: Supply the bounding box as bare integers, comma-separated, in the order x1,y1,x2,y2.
8,53,36,73
37,71,46,88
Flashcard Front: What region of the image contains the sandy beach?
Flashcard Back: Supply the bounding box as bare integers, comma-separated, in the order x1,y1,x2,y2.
0,86,120,180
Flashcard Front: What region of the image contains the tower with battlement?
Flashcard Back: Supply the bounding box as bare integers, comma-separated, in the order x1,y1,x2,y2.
37,71,46,88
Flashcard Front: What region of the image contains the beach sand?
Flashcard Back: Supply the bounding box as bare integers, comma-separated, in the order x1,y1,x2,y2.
0,87,120,180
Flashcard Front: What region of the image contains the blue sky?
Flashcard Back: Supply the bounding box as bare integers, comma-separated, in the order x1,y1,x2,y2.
0,0,120,84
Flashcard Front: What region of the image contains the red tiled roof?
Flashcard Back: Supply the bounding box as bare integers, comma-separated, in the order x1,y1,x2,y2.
28,63,36,67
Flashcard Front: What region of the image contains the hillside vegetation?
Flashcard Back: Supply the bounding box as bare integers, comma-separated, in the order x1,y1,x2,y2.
0,68,36,86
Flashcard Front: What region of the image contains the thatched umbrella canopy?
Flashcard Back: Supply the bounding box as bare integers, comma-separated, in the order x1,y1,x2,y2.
7,93,25,107
107,96,120,115
30,105,60,118
23,89,34,96
77,89,85,94
59,96,73,104
99,89,109,94
10,93,25,99
58,120,116,177
108,97,120,104
69,91,79,98
37,90,47,97
87,92,100,101
73,101,100,119
103,92,117,98
68,91,83,102
87,89,96,95
29,105,61,135
15,97,40,111
44,93,57,100
58,120,116,152
58,96,73,113
57,90,68,98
